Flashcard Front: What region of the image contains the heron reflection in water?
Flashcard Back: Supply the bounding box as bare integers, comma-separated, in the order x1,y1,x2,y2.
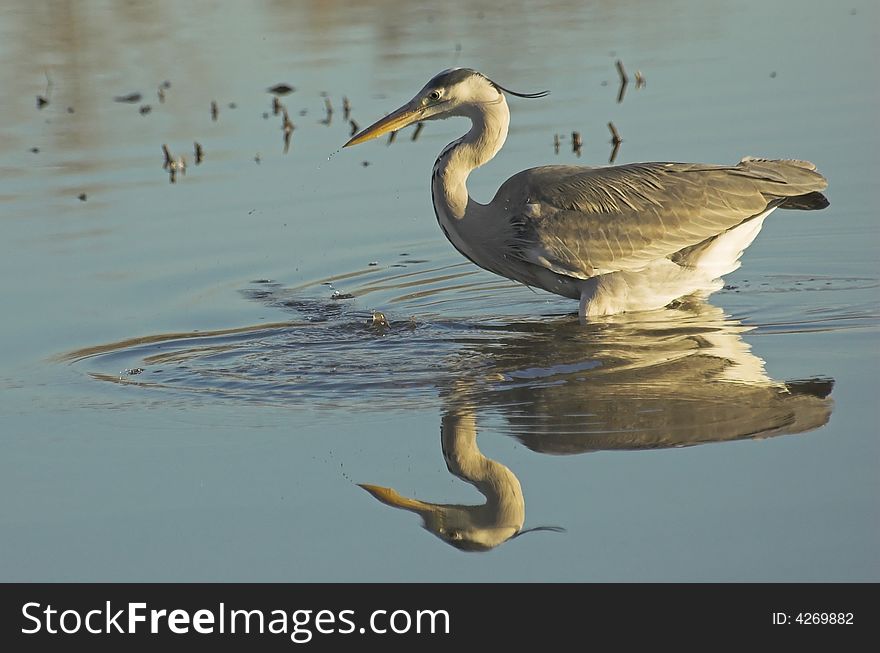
359,303,833,552
345,68,828,319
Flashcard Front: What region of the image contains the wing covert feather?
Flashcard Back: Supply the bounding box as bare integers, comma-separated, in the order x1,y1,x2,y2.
498,160,826,277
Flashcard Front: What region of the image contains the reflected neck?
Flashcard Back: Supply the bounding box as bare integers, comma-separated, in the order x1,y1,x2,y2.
441,410,523,530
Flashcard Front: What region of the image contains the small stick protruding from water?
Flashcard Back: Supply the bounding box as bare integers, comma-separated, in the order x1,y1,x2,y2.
615,60,628,85
211,100,218,121
162,144,186,182
37,71,53,109
162,144,173,169
608,121,622,145
553,133,561,155
272,96,282,116
282,108,294,153
635,70,646,88
342,96,351,120
608,122,623,164
387,130,397,145
349,119,359,137
194,142,204,164
320,97,333,125
571,131,583,157
615,60,629,103
114,92,142,104
412,122,424,141
168,155,186,184
268,83,295,96
158,87,165,103
609,140,621,164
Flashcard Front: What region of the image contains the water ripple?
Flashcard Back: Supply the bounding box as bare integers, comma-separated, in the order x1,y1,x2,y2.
60,254,875,424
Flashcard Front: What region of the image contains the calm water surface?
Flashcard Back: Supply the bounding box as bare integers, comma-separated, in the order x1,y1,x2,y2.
1,0,878,581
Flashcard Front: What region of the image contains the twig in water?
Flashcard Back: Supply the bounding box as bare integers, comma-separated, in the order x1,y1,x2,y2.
282,108,294,154
37,71,53,109
635,70,646,88
114,92,142,103
162,144,173,169
268,83,295,96
320,97,333,125
615,60,629,103
608,122,623,164
571,131,583,157
615,60,628,85
609,141,621,164
608,121,622,145
169,155,186,183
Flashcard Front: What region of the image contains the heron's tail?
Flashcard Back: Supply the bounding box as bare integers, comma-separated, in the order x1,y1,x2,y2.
778,191,829,210
737,156,830,210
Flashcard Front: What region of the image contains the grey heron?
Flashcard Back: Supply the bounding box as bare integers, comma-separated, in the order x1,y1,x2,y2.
344,68,829,319
361,405,563,552
358,304,833,551
360,302,834,551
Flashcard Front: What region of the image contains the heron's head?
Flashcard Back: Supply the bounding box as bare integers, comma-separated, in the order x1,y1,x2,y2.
344,68,548,147
359,483,522,552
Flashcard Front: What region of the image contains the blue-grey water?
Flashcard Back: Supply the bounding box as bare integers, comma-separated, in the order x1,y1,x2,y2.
1,0,878,580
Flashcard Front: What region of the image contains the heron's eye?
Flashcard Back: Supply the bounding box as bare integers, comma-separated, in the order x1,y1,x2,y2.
428,90,442,101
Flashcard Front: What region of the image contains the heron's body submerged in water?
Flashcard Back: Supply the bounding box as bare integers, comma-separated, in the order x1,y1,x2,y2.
344,68,828,318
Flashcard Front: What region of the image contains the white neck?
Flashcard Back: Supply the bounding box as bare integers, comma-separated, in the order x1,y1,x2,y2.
432,95,510,220
438,409,525,541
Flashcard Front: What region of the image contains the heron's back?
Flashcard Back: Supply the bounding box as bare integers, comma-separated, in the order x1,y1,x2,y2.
491,157,829,315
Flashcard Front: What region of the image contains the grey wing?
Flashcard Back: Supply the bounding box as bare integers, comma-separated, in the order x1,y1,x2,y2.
500,159,827,278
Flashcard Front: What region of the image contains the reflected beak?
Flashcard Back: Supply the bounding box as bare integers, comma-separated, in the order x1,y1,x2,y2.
343,101,423,147
358,484,434,514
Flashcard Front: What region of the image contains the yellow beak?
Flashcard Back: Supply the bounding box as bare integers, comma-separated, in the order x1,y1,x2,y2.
358,483,434,513
343,101,423,147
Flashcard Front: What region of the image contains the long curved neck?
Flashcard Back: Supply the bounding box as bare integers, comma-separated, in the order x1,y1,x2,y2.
439,409,524,532
433,96,510,220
